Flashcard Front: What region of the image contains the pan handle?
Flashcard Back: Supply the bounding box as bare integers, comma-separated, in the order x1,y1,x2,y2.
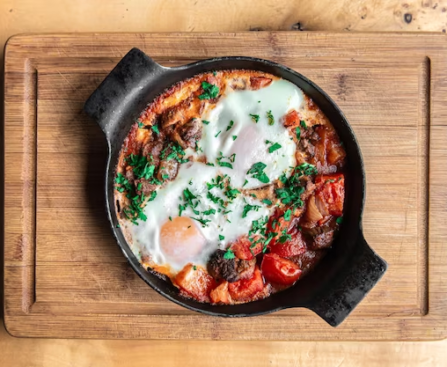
309,232,387,327
83,48,167,140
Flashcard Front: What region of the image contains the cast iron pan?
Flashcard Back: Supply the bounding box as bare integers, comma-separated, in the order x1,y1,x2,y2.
84,48,387,327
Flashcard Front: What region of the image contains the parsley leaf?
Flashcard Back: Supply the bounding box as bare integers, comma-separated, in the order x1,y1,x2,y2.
242,203,261,218
284,209,292,221
198,81,220,100
250,114,260,123
267,110,275,125
226,120,234,131
262,199,272,205
152,125,160,135
295,127,301,141
232,135,237,141
219,234,225,241
247,162,269,184
215,130,221,138
268,142,282,153
223,248,235,259
202,120,210,125
300,120,307,129
336,216,344,224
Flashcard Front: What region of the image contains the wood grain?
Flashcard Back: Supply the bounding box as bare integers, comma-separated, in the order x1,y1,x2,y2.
3,32,446,340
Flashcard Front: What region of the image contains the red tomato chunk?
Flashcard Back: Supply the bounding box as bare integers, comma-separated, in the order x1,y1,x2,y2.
174,264,216,303
315,174,345,217
228,266,264,302
261,253,302,285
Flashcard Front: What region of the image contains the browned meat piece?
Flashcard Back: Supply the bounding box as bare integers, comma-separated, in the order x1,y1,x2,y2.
207,250,256,283
236,258,256,280
207,250,239,282
125,168,135,185
313,229,335,249
157,158,179,182
142,140,164,166
178,118,202,148
290,249,327,276
134,178,159,196
250,76,272,90
230,78,248,90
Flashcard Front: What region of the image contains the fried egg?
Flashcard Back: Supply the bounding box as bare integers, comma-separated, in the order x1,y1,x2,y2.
125,79,304,272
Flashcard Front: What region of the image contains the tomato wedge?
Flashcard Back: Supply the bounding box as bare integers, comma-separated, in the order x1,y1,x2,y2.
315,174,344,217
210,281,232,305
173,264,216,303
231,236,262,260
269,232,307,258
228,266,264,302
261,253,302,285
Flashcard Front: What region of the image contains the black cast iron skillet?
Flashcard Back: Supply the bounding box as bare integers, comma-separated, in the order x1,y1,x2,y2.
84,48,387,327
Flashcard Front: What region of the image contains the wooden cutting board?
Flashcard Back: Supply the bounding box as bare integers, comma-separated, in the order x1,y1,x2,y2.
4,32,447,340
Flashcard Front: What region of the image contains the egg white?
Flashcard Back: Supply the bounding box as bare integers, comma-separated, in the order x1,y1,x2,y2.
127,79,304,272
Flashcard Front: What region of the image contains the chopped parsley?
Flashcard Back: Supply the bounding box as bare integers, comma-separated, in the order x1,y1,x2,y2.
206,175,225,190
300,120,307,129
267,142,282,153
225,186,240,201
202,208,216,216
262,199,272,205
232,135,237,141
295,127,301,141
169,216,172,221
243,179,248,187
223,248,235,259
295,162,318,176
151,125,160,135
215,130,222,138
250,114,260,123
336,216,344,224
137,121,145,128
126,154,155,180
226,120,234,131
191,217,212,228
202,120,210,125
206,162,215,167
217,152,235,169
284,209,292,221
116,224,120,228
267,110,275,125
219,234,225,241
247,162,269,184
193,265,197,270
242,203,261,218
278,228,292,243
198,81,219,100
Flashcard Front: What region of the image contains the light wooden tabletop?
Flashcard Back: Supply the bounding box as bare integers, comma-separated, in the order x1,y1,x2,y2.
1,0,446,365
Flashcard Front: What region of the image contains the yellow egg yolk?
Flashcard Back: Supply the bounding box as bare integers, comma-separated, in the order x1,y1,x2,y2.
160,217,206,264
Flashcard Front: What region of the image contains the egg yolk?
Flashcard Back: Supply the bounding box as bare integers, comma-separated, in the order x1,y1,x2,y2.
160,217,206,264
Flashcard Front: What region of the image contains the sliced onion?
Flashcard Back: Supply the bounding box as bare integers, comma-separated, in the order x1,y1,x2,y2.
305,195,324,224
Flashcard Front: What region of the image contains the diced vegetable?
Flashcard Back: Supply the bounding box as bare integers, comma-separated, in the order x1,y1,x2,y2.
269,232,307,258
261,253,302,285
315,174,345,217
174,264,216,302
231,236,262,261
210,281,232,304
228,266,264,301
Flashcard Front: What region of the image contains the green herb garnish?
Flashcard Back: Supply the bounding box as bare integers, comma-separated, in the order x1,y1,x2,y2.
202,120,210,125
242,203,261,218
223,248,235,259
151,125,160,135
284,209,292,221
215,130,221,138
268,142,282,153
198,81,219,100
219,235,225,241
262,199,272,205
336,216,343,224
226,120,234,131
232,135,237,141
250,114,260,123
267,110,274,125
247,162,269,184
300,120,307,129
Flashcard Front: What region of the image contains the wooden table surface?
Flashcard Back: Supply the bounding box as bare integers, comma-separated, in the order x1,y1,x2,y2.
1,0,446,365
